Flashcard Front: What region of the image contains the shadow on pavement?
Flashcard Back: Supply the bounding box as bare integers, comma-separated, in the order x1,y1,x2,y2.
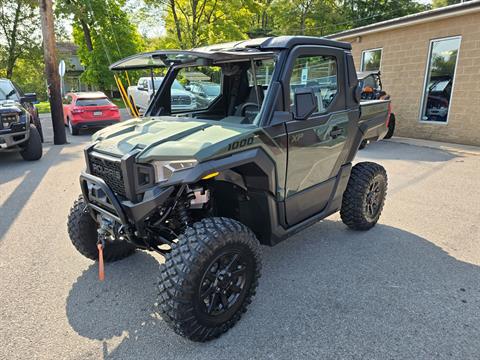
359,141,459,162
0,144,79,241
66,220,480,359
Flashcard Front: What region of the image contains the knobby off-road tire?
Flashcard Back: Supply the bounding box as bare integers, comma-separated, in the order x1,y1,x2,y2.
384,113,396,139
20,125,42,161
67,195,135,261
158,217,262,342
341,162,387,230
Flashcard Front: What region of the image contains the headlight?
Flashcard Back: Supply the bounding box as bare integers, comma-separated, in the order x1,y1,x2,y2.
152,159,198,183
1,113,19,128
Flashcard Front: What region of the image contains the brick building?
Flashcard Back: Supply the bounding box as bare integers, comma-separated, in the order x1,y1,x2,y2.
328,1,480,146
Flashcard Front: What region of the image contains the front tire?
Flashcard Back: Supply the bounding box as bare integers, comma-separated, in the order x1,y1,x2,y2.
33,115,44,143
158,217,261,342
341,162,387,230
20,125,43,161
67,195,135,261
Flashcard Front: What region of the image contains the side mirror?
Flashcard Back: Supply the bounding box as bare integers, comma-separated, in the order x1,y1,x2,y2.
21,93,37,104
184,85,191,91
138,85,147,91
293,87,318,120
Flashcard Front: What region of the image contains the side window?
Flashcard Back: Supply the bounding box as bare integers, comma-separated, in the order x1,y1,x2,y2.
171,66,221,113
290,55,338,113
63,95,71,105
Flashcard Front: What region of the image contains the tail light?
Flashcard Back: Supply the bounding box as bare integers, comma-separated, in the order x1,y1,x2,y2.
71,107,84,114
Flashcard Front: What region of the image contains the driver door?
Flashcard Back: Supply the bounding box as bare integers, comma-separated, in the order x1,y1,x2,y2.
283,46,350,225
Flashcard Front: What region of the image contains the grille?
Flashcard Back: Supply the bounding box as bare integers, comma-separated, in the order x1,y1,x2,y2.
172,95,191,105
88,154,126,196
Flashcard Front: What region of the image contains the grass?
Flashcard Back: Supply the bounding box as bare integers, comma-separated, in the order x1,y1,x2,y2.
111,98,126,108
35,101,51,114
35,98,126,114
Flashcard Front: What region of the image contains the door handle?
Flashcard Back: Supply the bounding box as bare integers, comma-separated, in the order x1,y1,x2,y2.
330,127,343,138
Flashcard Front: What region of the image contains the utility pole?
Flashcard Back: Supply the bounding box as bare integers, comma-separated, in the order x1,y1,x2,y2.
39,0,66,145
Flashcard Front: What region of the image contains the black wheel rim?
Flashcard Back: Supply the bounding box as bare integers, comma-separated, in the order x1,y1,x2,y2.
365,178,383,220
199,251,248,317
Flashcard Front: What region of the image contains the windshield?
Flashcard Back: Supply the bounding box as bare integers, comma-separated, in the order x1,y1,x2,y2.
0,80,19,101
160,57,276,126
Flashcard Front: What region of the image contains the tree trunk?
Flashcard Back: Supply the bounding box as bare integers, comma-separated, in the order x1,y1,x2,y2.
170,0,184,48
5,2,22,78
39,0,66,145
80,19,93,52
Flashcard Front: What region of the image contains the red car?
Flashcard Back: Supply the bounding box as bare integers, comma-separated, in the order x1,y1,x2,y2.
63,92,121,135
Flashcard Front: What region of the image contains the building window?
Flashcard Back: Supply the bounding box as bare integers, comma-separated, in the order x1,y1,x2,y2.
420,36,461,123
360,48,382,71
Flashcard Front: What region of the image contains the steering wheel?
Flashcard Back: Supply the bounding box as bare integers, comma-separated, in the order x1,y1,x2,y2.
238,102,259,116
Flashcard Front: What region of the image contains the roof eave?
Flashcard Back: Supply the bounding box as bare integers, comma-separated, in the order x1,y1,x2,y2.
328,1,480,40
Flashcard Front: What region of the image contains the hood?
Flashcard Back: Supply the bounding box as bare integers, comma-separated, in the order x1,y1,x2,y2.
92,116,255,162
171,89,193,97
0,100,24,112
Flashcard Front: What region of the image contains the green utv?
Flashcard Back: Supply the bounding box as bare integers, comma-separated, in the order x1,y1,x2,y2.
68,36,390,341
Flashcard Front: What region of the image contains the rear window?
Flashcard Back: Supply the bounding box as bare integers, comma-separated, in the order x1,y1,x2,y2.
75,98,111,106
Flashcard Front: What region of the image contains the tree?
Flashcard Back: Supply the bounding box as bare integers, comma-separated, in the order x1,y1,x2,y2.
0,0,40,79
269,0,342,36
57,0,144,90
149,0,257,49
338,0,429,30
432,0,464,9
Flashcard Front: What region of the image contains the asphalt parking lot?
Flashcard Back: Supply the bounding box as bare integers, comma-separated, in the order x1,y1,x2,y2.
1,117,480,360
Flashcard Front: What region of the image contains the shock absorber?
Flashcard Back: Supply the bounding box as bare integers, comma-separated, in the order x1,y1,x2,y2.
177,190,195,228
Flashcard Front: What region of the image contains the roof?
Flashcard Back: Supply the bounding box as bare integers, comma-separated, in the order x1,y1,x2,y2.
68,91,107,99
194,36,352,52
110,36,351,71
328,1,480,40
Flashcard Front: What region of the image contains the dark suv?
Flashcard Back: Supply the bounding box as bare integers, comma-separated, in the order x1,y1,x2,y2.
0,79,43,160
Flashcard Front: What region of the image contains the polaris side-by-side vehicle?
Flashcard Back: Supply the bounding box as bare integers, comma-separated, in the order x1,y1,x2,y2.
0,79,43,161
67,36,390,341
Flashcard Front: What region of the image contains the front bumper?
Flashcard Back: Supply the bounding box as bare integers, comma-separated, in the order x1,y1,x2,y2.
0,124,29,149
80,171,174,226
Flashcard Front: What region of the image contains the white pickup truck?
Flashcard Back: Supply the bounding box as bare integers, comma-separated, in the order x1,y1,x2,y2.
127,77,197,113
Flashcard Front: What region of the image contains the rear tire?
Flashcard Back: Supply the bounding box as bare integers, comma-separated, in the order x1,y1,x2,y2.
158,217,261,342
67,195,135,261
341,162,387,230
20,125,43,161
68,118,79,136
384,113,396,139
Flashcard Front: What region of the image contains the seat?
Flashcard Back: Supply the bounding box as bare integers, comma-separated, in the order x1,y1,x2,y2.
234,85,265,123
